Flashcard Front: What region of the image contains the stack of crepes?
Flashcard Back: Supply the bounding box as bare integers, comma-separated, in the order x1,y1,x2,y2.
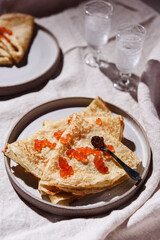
4,97,141,205
0,13,34,65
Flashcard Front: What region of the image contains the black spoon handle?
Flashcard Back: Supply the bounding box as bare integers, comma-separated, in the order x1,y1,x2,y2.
101,146,141,181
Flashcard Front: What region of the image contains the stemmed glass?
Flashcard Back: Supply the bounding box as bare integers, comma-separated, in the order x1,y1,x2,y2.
114,24,146,92
84,0,113,68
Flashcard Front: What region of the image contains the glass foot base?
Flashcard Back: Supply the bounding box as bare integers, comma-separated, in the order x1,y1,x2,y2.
113,72,137,92
84,53,99,68
84,53,109,68
113,81,136,92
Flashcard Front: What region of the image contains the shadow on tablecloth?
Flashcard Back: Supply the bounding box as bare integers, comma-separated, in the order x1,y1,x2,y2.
99,62,139,102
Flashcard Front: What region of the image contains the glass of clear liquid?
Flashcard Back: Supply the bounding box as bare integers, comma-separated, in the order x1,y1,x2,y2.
114,24,146,92
84,0,113,68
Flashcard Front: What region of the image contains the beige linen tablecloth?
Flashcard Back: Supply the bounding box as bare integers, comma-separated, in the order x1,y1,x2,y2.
0,0,160,239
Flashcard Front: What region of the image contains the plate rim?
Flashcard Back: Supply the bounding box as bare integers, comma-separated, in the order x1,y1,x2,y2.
0,24,61,96
4,97,151,216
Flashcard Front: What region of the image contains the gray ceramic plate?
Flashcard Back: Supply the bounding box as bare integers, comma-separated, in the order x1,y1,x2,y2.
4,97,151,217
0,24,60,96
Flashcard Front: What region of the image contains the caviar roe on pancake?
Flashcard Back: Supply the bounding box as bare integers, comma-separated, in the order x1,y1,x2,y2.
34,139,56,152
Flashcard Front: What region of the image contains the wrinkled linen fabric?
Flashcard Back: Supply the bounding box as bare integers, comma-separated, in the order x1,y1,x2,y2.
0,1,160,240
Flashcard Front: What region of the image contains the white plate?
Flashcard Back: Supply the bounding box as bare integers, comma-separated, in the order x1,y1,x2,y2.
0,24,60,96
4,97,151,216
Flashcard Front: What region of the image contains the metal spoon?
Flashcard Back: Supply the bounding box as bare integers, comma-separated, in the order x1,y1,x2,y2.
91,136,141,181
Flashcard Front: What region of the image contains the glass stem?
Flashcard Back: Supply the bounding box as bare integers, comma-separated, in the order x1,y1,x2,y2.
120,72,131,86
93,49,100,63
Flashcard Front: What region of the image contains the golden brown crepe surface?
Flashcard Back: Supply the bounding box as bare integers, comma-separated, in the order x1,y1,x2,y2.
39,114,140,196
4,97,140,206
4,112,123,179
0,13,34,65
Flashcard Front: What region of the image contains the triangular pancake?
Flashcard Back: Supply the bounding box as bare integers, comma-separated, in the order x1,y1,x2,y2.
83,96,112,116
39,114,140,196
0,13,34,65
4,97,126,205
4,113,123,179
4,116,69,179
43,97,113,127
39,97,124,204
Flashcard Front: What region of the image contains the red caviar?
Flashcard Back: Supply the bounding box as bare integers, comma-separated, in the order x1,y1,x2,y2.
34,139,56,152
84,146,93,155
60,137,68,144
66,147,90,164
0,27,12,35
53,130,64,140
95,118,102,126
0,27,12,42
65,144,114,168
66,149,75,158
60,134,72,145
67,133,72,140
76,147,91,156
59,156,74,178
94,155,109,174
92,149,101,156
103,145,115,160
73,151,88,164
66,146,103,165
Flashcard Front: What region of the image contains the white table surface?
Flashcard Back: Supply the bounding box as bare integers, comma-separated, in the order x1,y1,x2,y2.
0,1,160,239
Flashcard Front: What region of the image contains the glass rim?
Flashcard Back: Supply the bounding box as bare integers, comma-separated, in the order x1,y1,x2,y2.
85,0,113,17
116,23,146,36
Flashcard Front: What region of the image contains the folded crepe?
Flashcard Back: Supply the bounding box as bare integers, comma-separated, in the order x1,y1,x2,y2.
4,97,137,206
41,97,123,203
4,113,123,180
39,114,140,198
43,96,113,127
4,98,117,177
0,13,34,65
